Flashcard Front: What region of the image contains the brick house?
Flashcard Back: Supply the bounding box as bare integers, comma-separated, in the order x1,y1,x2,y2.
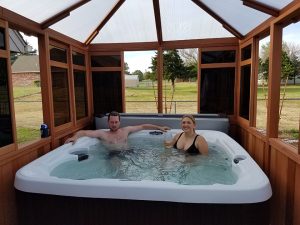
11,55,40,86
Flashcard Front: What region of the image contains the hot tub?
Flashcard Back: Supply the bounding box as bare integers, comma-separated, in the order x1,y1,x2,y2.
15,130,272,225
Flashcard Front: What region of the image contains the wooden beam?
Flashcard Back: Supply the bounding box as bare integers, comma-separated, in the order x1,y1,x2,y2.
84,0,125,46
157,47,163,113
242,0,279,17
266,23,282,138
190,0,243,39
152,0,163,46
41,0,91,29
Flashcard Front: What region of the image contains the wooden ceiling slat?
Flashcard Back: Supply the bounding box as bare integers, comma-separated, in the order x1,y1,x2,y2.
243,0,279,17
84,0,125,46
153,0,163,46
41,0,91,29
190,0,243,39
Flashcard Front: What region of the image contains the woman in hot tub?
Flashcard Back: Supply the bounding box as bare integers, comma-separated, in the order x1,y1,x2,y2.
164,114,208,155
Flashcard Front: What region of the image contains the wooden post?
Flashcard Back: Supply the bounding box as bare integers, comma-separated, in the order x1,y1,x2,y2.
38,32,54,139
157,47,163,113
298,114,300,154
266,23,282,138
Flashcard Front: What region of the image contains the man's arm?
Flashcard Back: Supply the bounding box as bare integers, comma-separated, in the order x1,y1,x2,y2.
125,124,170,134
65,129,106,144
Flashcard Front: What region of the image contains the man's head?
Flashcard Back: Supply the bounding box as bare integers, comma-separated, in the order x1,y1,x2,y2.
107,111,121,132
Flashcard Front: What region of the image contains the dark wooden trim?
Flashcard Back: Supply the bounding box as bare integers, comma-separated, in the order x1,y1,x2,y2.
91,67,122,72
157,47,163,113
84,0,125,45
190,0,243,39
242,0,279,17
266,23,282,138
200,62,236,69
121,52,125,112
152,0,163,46
41,0,91,29
249,37,259,127
197,48,201,113
298,116,300,154
68,45,76,127
2,20,18,147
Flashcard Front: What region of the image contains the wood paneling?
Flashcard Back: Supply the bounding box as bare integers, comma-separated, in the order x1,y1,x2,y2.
238,124,300,225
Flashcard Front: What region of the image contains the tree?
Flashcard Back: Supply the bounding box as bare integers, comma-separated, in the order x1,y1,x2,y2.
132,70,144,81
124,62,130,74
149,50,189,89
259,41,300,82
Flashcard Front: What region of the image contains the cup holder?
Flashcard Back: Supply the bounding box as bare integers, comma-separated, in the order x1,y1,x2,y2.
233,155,247,164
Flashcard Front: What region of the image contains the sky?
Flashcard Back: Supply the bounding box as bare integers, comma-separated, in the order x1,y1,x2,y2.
23,22,300,72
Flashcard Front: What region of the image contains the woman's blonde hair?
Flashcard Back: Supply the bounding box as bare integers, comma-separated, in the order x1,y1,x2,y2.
181,114,196,124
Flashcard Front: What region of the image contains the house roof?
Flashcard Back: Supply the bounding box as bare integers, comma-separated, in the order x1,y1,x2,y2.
0,0,295,45
11,55,40,73
9,29,27,53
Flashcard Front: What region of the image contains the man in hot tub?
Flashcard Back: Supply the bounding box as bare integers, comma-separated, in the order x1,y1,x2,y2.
65,111,170,145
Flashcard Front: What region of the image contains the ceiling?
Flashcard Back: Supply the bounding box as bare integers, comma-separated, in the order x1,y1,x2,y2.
0,0,295,45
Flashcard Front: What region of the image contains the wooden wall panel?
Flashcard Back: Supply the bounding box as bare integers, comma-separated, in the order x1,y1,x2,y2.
1,163,18,225
293,165,300,225
270,149,289,225
254,137,265,169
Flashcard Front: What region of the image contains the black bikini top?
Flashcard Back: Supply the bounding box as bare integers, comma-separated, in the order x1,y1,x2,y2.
173,132,200,154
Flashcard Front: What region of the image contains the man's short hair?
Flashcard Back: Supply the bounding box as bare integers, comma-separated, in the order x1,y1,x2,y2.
108,111,120,121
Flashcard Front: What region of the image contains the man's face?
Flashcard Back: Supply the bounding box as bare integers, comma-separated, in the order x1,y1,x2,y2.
108,115,120,132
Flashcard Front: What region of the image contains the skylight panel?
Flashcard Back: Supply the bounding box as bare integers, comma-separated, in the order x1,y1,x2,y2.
92,0,157,43
50,0,118,43
0,0,80,23
202,0,270,35
160,0,234,41
255,0,293,10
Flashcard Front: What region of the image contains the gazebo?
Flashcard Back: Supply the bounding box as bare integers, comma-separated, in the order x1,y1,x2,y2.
0,1,300,225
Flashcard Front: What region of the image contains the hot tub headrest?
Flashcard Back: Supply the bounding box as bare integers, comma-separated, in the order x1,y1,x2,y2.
95,113,229,134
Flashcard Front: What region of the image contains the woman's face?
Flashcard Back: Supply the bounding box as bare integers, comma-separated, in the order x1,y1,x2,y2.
181,117,196,132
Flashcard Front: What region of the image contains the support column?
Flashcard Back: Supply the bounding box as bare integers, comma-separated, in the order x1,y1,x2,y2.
266,23,282,138
157,47,163,113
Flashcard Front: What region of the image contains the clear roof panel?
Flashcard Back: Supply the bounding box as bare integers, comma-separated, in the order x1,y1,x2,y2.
202,0,270,35
92,0,157,43
160,0,234,41
50,0,118,43
0,0,80,23
255,0,294,10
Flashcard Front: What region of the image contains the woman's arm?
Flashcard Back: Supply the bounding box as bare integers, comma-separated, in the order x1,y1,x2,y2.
164,133,180,149
196,135,209,155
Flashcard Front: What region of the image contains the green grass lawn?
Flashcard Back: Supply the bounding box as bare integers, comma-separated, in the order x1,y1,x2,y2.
13,82,299,145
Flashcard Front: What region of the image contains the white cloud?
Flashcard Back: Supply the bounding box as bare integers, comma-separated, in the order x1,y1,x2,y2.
125,51,155,73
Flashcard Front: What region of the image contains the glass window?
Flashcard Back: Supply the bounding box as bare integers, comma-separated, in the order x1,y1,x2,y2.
73,70,87,120
92,71,122,115
11,33,43,144
91,55,121,67
72,51,85,66
0,58,13,147
50,45,67,63
200,68,235,114
124,51,158,113
241,44,252,60
0,28,5,50
239,65,251,119
201,50,236,64
278,22,300,148
51,67,70,126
